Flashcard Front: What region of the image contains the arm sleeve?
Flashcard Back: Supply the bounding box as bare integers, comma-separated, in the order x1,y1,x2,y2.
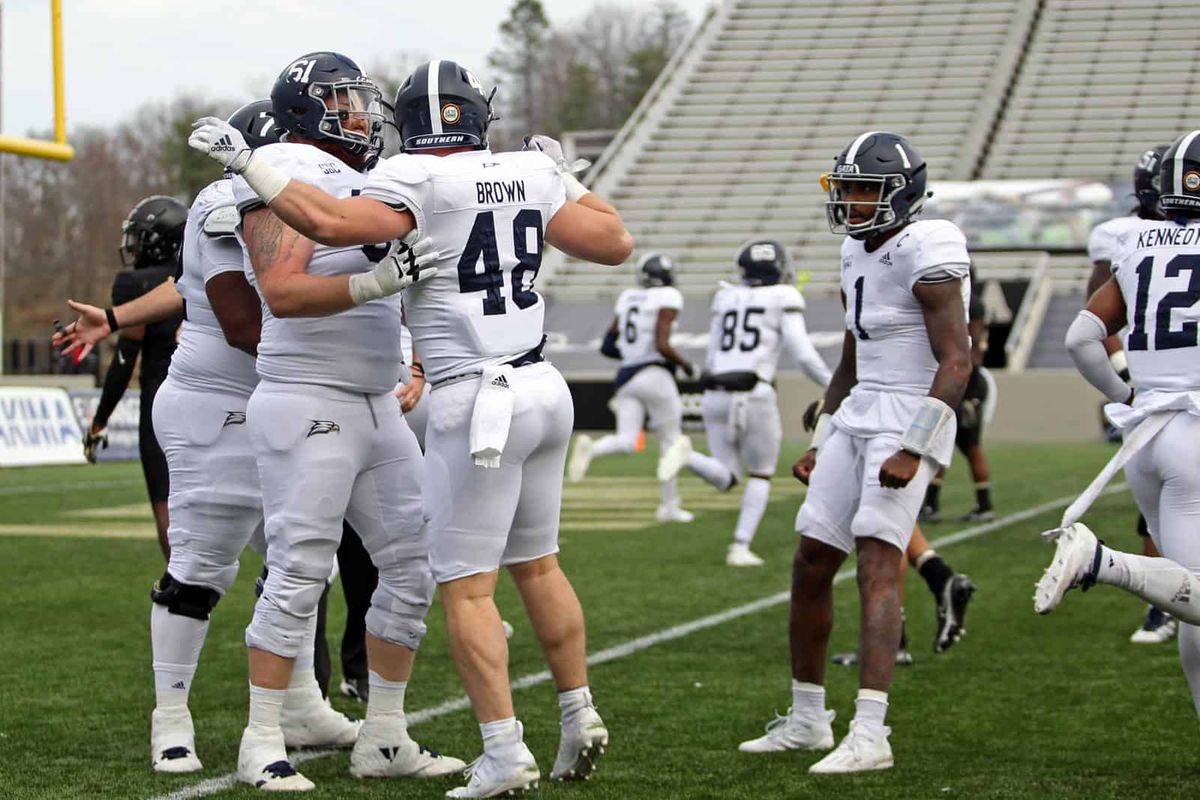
93,336,140,428
1065,310,1132,402
910,221,971,289
362,156,431,236
781,310,832,388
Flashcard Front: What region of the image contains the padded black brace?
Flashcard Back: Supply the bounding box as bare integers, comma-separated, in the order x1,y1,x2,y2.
150,572,220,620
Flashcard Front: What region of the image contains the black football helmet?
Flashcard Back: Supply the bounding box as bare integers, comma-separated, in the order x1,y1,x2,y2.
638,253,676,287
822,131,928,239
119,195,187,269
736,239,790,286
270,52,384,162
227,99,281,150
1158,131,1200,219
1133,144,1169,219
393,60,495,152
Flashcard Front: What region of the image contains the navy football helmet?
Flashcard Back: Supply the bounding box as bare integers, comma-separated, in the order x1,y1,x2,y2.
393,60,495,152
822,131,928,239
736,239,790,286
1160,131,1200,219
119,196,187,269
1133,144,1169,219
226,99,281,150
270,52,383,162
638,253,676,288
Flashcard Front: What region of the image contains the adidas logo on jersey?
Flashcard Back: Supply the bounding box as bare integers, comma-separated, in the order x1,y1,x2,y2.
306,420,341,437
879,252,893,266
210,135,237,153
490,374,510,389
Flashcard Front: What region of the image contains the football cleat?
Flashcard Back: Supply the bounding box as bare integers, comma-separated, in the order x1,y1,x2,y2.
808,721,893,774
1034,522,1101,615
934,574,976,653
738,709,835,753
280,692,361,749
726,543,765,567
831,649,913,667
447,748,540,798
959,506,996,523
657,435,693,482
1130,605,1178,644
551,706,608,781
350,718,466,779
151,707,203,773
237,726,314,792
340,677,369,702
567,434,594,483
917,504,941,523
655,504,694,523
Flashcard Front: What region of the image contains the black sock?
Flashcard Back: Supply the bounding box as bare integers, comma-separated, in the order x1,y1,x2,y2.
975,484,992,511
924,482,942,510
919,555,954,598
899,607,909,651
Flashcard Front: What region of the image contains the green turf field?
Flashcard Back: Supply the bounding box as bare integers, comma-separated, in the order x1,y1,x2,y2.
0,441,1194,799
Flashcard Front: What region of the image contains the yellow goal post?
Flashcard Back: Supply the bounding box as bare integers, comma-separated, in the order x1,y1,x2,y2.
0,0,73,161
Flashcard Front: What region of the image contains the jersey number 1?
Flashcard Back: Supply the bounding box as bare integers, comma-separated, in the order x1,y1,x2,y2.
458,210,542,315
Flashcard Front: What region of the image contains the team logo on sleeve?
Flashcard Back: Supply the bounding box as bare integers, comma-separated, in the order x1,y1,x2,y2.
441,103,461,125
306,420,341,437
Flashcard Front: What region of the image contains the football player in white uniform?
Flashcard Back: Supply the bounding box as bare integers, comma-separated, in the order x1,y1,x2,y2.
54,101,362,774
226,53,463,790
1083,144,1177,645
658,239,831,565
1037,130,1200,720
191,58,633,798
738,132,972,773
568,253,698,522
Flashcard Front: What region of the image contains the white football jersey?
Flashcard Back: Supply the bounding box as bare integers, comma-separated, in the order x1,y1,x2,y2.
1110,218,1200,396
171,177,259,397
705,283,805,383
234,144,404,395
363,149,566,385
1089,215,1146,266
612,286,683,369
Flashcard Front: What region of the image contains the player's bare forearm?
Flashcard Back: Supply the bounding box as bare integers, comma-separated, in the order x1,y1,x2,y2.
114,280,183,328
655,309,692,371
268,182,412,246
916,279,972,409
821,331,857,416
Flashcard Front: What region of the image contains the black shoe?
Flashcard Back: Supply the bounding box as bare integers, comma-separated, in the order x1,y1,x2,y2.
934,574,976,653
1130,605,1178,644
959,507,996,522
339,677,369,702
918,504,941,523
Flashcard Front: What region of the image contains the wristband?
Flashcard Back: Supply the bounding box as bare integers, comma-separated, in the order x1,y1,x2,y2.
562,173,591,203
810,413,832,450
240,155,290,205
899,397,955,459
105,307,120,332
348,272,385,306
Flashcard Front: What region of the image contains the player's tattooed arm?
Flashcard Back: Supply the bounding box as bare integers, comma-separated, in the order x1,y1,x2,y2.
242,207,354,318
267,182,413,247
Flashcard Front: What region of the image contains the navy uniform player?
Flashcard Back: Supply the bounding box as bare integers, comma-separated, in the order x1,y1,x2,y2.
739,132,971,773
1038,130,1200,720
192,57,633,798
568,253,698,523
658,239,831,565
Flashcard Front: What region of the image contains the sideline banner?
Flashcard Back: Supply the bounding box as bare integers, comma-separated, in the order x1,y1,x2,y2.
0,386,87,467
68,389,141,462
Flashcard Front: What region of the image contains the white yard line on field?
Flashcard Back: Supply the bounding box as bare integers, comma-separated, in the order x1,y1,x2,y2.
148,483,1126,800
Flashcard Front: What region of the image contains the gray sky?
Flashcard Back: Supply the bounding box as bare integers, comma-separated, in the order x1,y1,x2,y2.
1,0,715,137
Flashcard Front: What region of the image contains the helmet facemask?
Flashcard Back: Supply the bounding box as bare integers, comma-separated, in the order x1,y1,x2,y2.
822,172,921,238
304,79,385,160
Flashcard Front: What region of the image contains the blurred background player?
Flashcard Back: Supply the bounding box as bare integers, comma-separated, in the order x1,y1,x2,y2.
658,239,831,565
1038,129,1200,721
568,253,698,523
83,195,186,559
1082,144,1177,645
921,267,996,522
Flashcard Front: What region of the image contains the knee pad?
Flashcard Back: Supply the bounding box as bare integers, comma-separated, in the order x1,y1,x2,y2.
150,572,221,621
365,559,434,650
245,556,331,658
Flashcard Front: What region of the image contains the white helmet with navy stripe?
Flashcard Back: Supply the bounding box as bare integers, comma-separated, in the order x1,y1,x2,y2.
821,131,929,239
393,60,496,152
1159,130,1200,219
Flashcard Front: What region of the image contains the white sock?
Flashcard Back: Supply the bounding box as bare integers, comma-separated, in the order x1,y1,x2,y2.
366,671,408,720
853,689,889,733
558,686,593,724
733,477,771,545
685,451,735,490
592,434,634,457
150,603,209,711
248,683,286,731
1094,546,1200,624
660,476,679,508
790,680,826,721
1179,623,1200,717
293,612,317,674
480,716,523,757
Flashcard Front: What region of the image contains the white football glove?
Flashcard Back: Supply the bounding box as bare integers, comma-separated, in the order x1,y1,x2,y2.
522,134,592,201
348,231,440,305
189,117,254,172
